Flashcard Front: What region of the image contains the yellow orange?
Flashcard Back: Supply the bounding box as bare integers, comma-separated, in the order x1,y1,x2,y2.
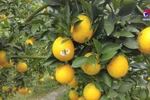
52,37,74,61
78,97,85,100
83,83,101,100
17,62,28,73
26,0,32,2
18,88,28,94
0,14,7,20
55,64,74,84
12,87,17,92
69,90,79,100
71,14,93,43
107,55,128,78
39,78,44,82
137,27,150,54
49,76,54,80
68,76,78,88
2,86,9,92
25,38,34,45
0,51,13,67
82,52,101,75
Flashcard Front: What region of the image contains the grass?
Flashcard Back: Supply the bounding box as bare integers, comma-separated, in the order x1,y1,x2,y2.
7,73,61,100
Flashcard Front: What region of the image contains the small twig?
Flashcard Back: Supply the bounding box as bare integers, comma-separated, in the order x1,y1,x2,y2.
24,4,50,23
11,55,47,59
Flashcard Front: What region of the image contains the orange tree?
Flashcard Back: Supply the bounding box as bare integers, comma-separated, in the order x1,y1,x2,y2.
0,0,150,100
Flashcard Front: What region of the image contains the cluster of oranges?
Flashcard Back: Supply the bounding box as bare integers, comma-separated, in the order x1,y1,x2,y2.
52,13,150,99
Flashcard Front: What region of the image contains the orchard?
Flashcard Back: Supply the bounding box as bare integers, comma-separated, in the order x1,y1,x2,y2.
0,0,150,100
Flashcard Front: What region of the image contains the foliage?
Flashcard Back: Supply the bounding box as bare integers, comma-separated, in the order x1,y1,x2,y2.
0,0,150,100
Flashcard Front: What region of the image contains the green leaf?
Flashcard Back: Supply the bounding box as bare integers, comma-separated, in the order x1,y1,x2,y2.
64,3,70,25
118,2,136,16
72,56,87,68
101,51,117,61
126,26,140,33
139,89,147,100
94,82,103,92
100,95,109,100
118,83,133,92
31,24,40,34
102,43,121,54
73,20,83,30
87,55,96,65
61,38,70,44
107,88,118,98
118,93,126,100
113,31,134,38
136,5,143,14
94,17,104,37
102,72,112,87
104,19,114,35
79,0,88,11
93,38,102,55
112,0,120,10
122,38,139,49
43,0,61,5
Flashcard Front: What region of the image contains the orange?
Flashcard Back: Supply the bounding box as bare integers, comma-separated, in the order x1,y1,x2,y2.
52,37,74,61
69,90,79,100
82,52,101,75
26,0,32,2
49,76,54,80
0,14,7,20
18,88,28,94
68,76,78,88
0,97,2,100
83,83,101,100
78,97,85,100
71,14,93,43
2,86,9,92
17,62,28,73
27,90,32,94
39,78,44,82
25,37,35,45
0,51,13,67
55,64,74,84
107,55,128,78
12,87,17,92
137,27,150,54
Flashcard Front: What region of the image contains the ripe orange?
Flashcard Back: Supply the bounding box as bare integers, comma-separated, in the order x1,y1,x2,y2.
71,14,93,43
78,97,85,100
49,76,54,80
12,87,17,92
137,27,150,54
0,14,7,20
82,52,101,75
26,0,32,2
68,76,78,88
18,88,28,94
27,90,32,94
0,51,13,67
83,83,101,100
55,64,74,84
17,62,28,73
52,37,74,61
69,90,79,100
107,55,128,78
39,78,45,82
2,86,9,92
25,37,35,45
